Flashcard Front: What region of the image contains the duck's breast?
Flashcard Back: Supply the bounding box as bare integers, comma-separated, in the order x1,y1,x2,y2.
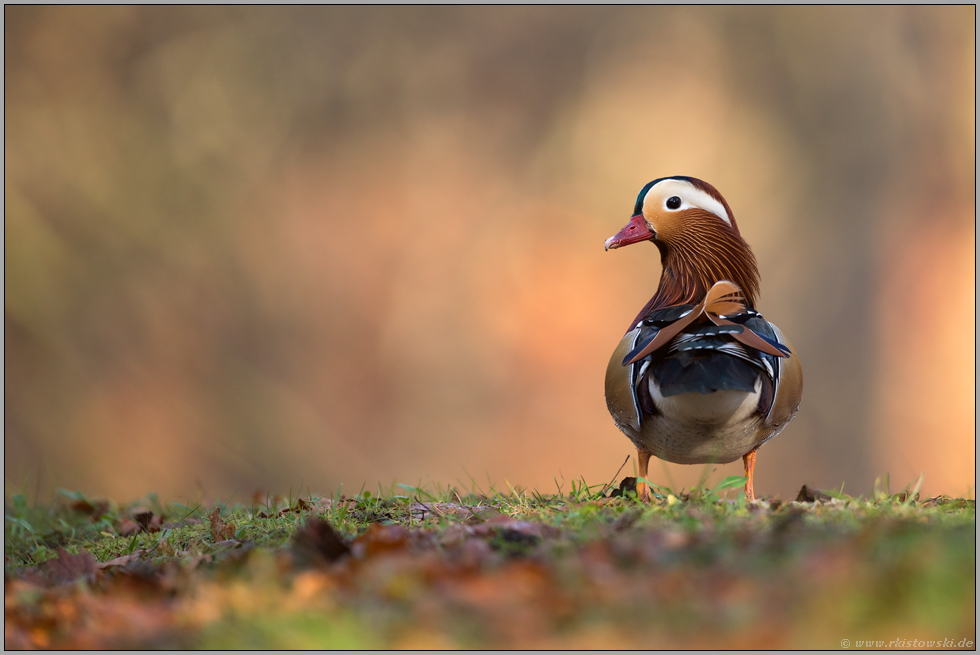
639,376,764,464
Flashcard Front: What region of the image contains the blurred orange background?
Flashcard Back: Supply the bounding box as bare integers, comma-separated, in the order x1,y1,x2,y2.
5,6,975,503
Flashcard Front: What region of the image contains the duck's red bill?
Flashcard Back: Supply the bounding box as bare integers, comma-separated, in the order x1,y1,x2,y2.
605,214,654,250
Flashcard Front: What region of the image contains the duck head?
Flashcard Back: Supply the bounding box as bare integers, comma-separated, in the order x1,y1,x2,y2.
605,176,760,311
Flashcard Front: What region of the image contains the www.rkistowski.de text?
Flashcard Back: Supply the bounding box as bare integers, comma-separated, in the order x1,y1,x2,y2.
841,638,973,649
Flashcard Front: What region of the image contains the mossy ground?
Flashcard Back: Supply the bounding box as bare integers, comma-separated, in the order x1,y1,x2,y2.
4,479,975,649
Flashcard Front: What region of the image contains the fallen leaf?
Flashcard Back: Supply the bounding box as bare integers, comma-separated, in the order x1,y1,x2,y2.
609,477,637,498
118,519,142,536
486,516,558,539
126,507,164,533
132,508,155,532
291,517,351,567
38,548,97,586
208,508,236,542
5,581,179,649
353,523,410,559
108,559,176,595
97,551,147,569
70,499,109,519
796,485,832,503
272,497,315,517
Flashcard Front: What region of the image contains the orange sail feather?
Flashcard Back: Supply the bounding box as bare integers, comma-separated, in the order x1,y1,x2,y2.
627,280,789,365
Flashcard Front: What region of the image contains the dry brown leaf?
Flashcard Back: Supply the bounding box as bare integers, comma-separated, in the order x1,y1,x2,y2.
5,581,178,649
485,515,558,539
37,548,98,587
118,519,142,536
208,508,236,542
796,485,832,503
126,507,164,533
352,523,410,559
70,499,109,519
131,508,154,530
609,476,637,498
97,551,147,570
291,517,351,567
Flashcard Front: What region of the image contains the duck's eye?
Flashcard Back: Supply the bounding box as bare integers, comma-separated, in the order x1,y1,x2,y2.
666,196,682,210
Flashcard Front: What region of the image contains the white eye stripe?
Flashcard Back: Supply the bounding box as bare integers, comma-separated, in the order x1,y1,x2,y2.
646,179,732,226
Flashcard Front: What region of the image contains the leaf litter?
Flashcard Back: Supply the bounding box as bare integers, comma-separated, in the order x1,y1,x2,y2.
3,481,975,649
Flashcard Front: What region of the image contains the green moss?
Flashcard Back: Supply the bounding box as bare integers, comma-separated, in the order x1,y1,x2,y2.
4,482,974,648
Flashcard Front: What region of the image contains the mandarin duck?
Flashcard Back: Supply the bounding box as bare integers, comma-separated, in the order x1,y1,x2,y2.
604,176,802,502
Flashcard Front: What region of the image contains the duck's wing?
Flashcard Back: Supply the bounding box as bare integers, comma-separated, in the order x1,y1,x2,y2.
624,305,797,428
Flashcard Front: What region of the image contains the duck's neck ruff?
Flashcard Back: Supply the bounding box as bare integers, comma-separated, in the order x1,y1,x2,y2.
632,209,760,327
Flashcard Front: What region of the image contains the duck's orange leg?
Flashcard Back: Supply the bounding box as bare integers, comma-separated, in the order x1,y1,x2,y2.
637,448,652,502
742,449,757,502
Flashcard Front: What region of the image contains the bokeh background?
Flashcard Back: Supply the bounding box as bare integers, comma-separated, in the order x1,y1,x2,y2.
5,6,975,503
